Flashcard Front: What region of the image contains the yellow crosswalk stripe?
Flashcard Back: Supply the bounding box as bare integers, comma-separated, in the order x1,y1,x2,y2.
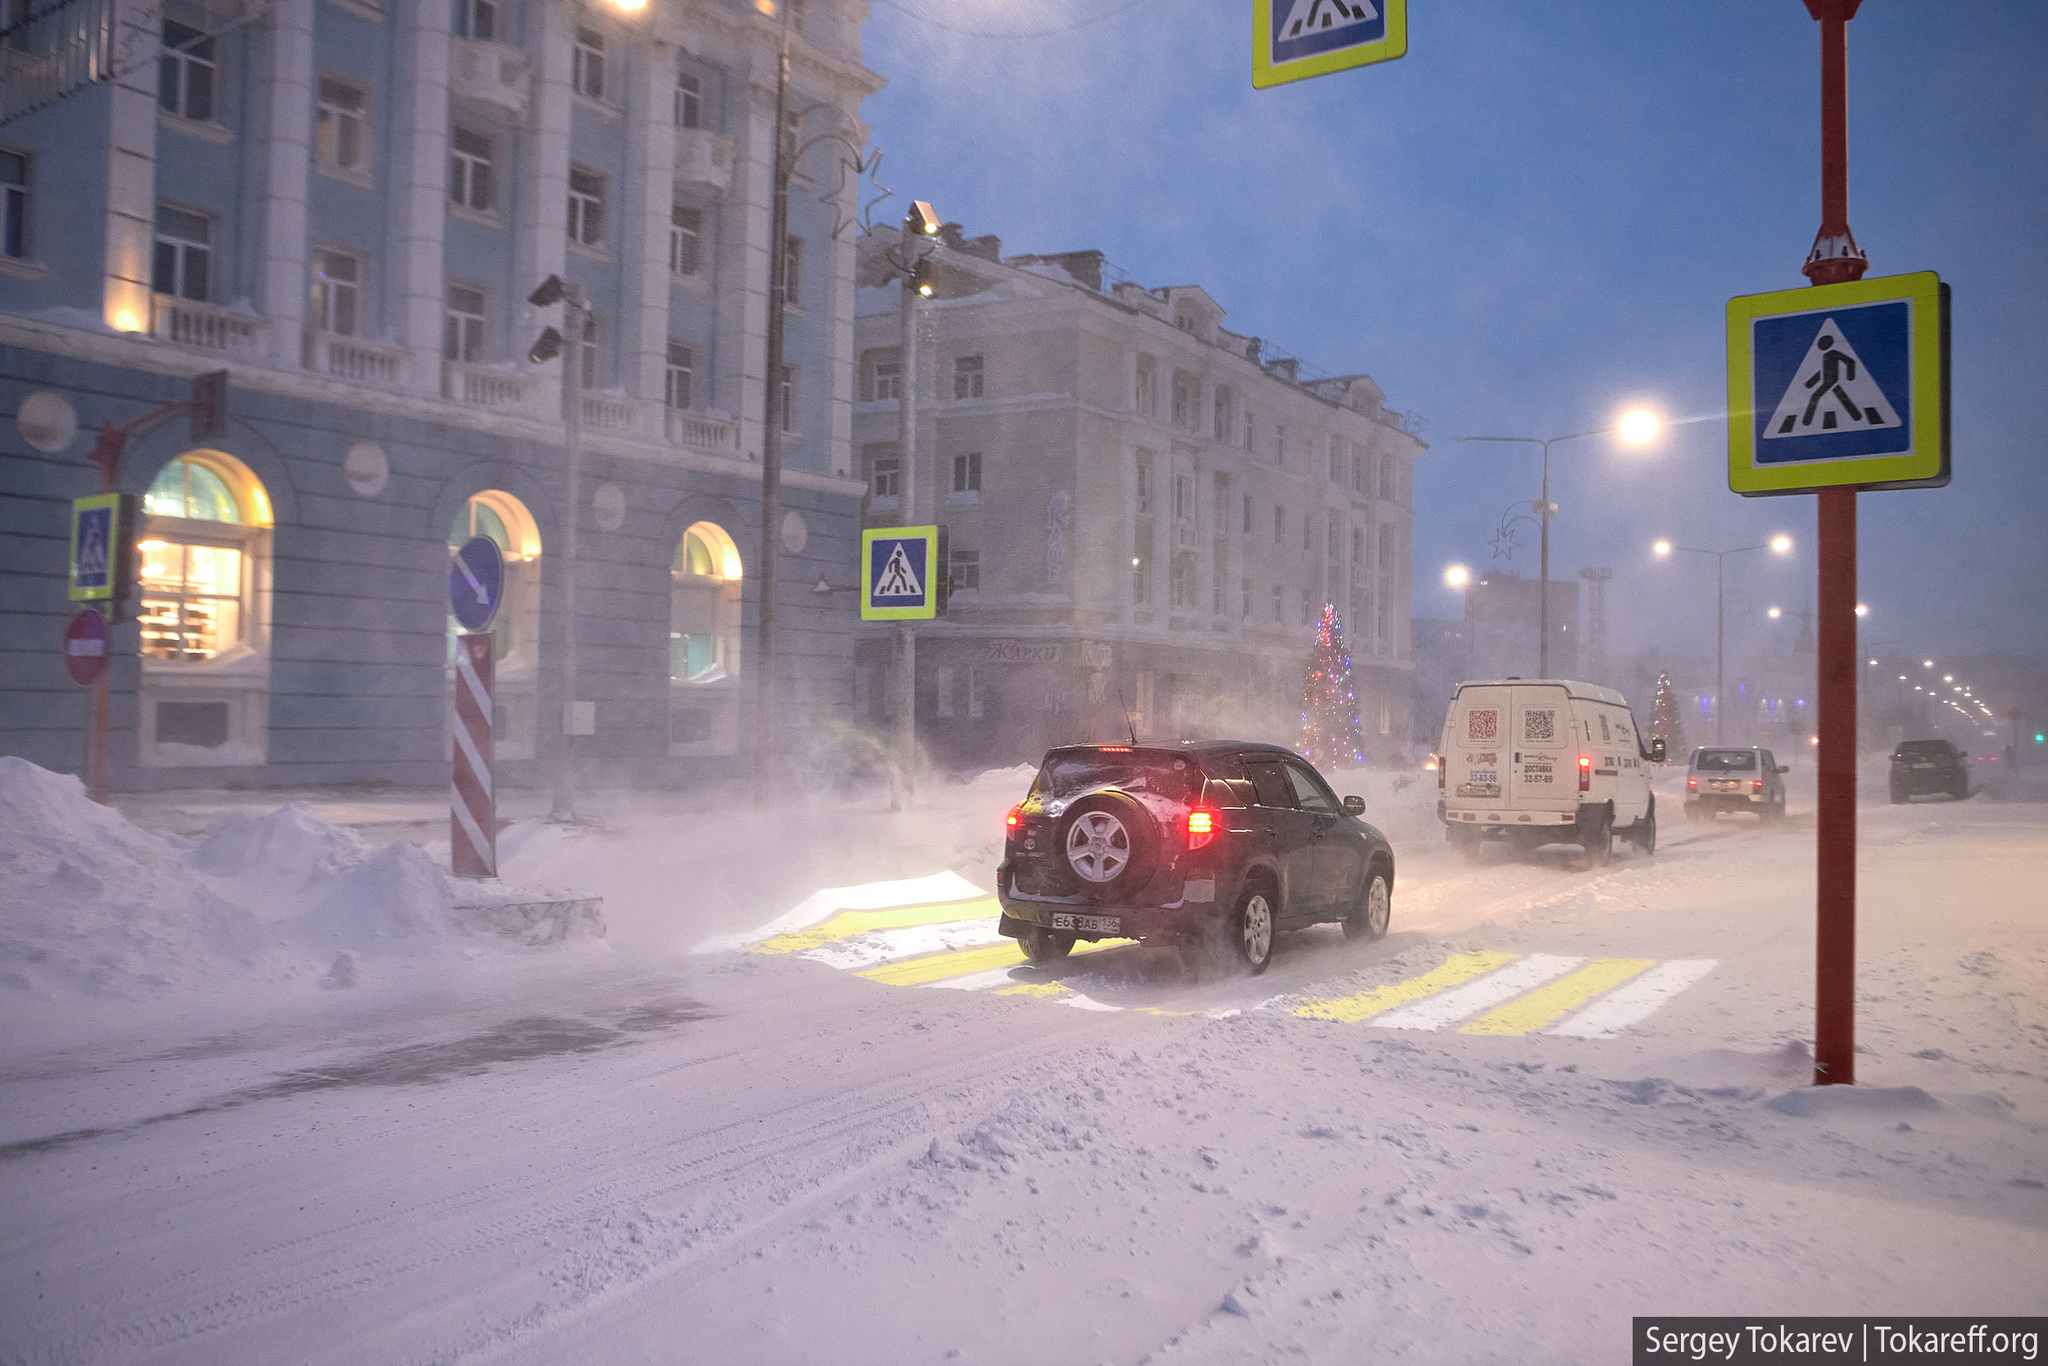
994,981,1071,997
1458,957,1655,1035
750,898,1001,955
1291,951,1516,1023
857,936,1126,987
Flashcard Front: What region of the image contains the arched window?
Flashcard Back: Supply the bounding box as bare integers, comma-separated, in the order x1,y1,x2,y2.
136,451,273,765
669,520,742,753
448,490,543,759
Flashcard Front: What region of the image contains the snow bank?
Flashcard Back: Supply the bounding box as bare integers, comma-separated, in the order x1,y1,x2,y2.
0,758,597,1004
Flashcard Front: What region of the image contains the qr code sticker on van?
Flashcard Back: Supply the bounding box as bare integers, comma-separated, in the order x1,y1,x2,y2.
1523,708,1557,742
1466,709,1499,742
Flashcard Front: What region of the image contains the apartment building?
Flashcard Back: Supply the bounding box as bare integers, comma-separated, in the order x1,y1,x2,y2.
851,228,1425,768
0,0,880,788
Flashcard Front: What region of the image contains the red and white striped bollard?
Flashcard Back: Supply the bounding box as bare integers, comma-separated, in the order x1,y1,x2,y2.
451,633,496,878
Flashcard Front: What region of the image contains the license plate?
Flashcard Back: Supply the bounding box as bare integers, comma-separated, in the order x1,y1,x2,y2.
1051,913,1121,934
1912,763,1934,769
1711,781,1738,790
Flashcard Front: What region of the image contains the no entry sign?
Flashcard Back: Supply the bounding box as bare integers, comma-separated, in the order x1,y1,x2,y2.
64,607,109,686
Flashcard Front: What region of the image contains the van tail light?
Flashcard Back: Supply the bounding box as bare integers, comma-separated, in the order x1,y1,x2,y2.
1578,754,1592,792
1687,777,1697,791
1185,806,1220,851
1437,757,1445,790
1752,779,1764,792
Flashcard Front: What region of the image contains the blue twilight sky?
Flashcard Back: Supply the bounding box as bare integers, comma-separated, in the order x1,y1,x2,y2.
853,0,2048,675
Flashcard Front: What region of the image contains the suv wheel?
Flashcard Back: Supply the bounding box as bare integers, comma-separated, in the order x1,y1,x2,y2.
1018,925,1075,964
1231,885,1275,974
1344,868,1391,942
1055,792,1158,899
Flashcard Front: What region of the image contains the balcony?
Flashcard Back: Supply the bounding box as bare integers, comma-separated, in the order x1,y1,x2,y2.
580,391,646,434
664,406,737,455
151,296,267,357
304,332,409,388
442,360,539,414
449,37,531,121
673,128,735,197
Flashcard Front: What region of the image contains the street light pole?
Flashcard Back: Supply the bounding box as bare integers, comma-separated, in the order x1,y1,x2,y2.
1654,537,1792,745
1454,422,1646,677
894,208,921,809
524,278,589,825
752,10,793,807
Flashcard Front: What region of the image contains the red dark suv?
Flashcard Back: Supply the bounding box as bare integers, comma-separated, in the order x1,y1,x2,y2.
995,741,1396,974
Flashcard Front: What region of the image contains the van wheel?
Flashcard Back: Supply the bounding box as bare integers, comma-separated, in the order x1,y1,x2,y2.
1630,805,1657,857
1580,812,1612,868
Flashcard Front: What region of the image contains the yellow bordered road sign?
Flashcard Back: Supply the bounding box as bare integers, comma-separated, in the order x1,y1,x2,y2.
1726,271,1949,496
68,493,122,602
861,525,939,621
1253,0,1407,90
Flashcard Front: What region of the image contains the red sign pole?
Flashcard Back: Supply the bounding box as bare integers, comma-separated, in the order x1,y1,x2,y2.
1804,0,1865,1086
451,633,497,878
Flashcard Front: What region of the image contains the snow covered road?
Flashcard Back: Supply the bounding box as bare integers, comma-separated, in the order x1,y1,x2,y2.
2,769,2044,1364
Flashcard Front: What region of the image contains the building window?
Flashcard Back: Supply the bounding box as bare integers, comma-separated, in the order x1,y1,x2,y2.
1302,588,1313,624
449,127,494,211
1241,576,1251,619
1213,389,1230,441
1351,526,1365,584
1170,554,1196,610
949,548,980,591
1243,409,1254,452
159,20,215,122
308,250,359,335
567,166,605,247
780,234,801,306
1271,583,1282,622
778,365,795,431
952,353,983,399
1172,473,1191,521
665,341,694,409
1135,460,1153,515
137,451,269,667
314,77,368,172
935,666,954,718
1275,423,1286,467
674,68,701,128
1272,504,1283,545
0,151,26,259
967,666,985,719
1134,362,1154,417
579,313,597,388
1171,380,1190,428
1351,445,1366,492
572,26,605,100
952,451,981,495
1328,511,1341,558
1212,561,1225,616
151,204,211,300
1380,458,1396,502
1302,515,1312,554
1133,533,1150,604
444,284,485,362
1329,440,1342,482
868,355,901,402
669,203,702,275
453,0,496,39
1241,494,1252,536
870,454,899,500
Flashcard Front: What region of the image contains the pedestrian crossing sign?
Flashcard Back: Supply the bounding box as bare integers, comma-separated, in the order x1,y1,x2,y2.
862,526,939,621
1726,271,1949,495
1252,0,1406,89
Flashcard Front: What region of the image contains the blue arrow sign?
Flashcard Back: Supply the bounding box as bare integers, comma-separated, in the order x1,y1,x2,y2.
448,535,504,632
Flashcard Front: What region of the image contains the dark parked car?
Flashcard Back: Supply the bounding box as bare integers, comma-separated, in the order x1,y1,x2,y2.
995,741,1396,974
1890,739,1971,802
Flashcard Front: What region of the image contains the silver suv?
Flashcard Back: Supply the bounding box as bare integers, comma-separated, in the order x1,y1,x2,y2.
1684,746,1789,822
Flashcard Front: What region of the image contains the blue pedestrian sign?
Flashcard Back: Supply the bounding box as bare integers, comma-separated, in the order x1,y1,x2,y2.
1253,0,1406,89
1726,271,1949,496
69,493,122,602
448,535,505,631
861,526,938,621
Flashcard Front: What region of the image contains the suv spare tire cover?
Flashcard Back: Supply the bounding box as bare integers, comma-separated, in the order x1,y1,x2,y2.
1055,790,1159,901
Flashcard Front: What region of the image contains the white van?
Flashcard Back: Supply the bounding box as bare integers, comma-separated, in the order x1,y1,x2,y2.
1434,679,1665,864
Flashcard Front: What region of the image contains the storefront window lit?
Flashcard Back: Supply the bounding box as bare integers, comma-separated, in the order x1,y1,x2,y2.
137,539,244,660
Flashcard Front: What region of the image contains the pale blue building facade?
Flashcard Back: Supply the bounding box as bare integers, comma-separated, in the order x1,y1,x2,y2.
0,0,880,788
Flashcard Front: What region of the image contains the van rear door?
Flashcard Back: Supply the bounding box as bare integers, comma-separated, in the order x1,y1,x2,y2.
1510,685,1575,811
1446,690,1510,812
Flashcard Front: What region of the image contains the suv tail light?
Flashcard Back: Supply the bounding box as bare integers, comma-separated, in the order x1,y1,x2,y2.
1687,776,1698,791
1752,779,1764,792
1578,754,1592,792
1005,804,1022,836
1185,806,1220,851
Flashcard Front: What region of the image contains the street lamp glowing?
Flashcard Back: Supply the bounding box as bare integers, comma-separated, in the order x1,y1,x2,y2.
1617,409,1659,445
1767,606,1782,619
1445,564,1470,588
1652,540,1672,557
1854,603,1869,617
1924,660,1934,667
610,0,647,10
1771,535,1793,553
1944,674,1953,682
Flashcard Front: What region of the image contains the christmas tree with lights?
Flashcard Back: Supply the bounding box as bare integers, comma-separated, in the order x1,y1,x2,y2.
1648,669,1686,760
1299,604,1365,768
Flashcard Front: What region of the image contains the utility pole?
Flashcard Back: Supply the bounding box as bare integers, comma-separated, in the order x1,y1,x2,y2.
525,275,589,824
752,10,794,807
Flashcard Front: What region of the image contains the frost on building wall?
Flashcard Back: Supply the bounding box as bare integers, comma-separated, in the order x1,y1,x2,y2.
850,225,1426,767
0,0,881,789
